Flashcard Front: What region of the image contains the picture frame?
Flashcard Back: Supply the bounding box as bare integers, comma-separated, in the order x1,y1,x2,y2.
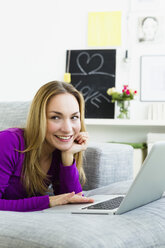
140,55,165,101
137,15,164,44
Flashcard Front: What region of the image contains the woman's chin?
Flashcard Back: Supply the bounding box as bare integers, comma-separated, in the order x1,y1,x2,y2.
55,142,73,151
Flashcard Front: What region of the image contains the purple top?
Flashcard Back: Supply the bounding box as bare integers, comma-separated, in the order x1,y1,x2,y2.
0,128,82,212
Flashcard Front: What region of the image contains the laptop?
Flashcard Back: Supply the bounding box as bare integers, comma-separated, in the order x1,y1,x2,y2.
53,141,165,215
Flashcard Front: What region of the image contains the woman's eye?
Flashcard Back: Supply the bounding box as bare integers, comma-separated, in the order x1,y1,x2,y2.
51,116,60,120
72,116,79,120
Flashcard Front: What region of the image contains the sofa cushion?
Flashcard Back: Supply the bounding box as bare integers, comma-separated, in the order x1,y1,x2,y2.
0,181,165,248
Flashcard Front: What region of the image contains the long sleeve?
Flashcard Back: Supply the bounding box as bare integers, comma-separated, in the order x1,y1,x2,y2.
59,160,82,194
0,129,50,212
0,196,50,212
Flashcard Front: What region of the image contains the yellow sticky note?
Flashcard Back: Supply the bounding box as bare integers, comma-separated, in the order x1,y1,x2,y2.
64,73,71,83
88,11,122,46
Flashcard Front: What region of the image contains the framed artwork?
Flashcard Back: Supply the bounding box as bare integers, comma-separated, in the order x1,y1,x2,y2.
140,55,165,101
137,16,164,44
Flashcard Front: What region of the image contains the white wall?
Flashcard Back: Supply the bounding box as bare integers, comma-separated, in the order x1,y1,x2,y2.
0,0,164,119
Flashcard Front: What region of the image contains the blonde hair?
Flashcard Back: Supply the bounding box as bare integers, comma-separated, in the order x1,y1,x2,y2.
22,81,86,196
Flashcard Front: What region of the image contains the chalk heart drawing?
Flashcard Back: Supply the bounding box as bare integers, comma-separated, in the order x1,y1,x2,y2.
76,52,104,75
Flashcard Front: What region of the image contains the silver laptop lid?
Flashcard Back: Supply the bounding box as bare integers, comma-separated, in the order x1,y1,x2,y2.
116,141,165,215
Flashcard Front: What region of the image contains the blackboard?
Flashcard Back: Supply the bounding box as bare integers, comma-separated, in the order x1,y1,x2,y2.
66,49,116,118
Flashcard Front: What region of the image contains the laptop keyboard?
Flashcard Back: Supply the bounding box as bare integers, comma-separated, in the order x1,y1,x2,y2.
83,196,124,210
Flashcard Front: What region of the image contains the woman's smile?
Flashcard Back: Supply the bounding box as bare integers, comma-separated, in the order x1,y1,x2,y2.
54,134,73,142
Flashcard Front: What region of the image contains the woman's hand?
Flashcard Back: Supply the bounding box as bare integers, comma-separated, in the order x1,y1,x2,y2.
70,131,89,153
61,132,88,166
49,192,94,208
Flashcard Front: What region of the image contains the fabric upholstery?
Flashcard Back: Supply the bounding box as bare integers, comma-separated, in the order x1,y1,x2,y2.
0,101,30,131
83,142,133,190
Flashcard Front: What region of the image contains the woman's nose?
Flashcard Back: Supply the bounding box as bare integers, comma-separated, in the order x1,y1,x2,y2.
61,119,72,133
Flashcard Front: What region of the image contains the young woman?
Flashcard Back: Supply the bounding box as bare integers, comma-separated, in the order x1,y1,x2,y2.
0,81,94,211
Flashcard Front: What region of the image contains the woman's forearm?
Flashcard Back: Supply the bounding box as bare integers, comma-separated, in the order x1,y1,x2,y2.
0,195,49,212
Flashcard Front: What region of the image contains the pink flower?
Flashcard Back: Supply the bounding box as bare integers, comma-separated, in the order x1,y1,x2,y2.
126,89,130,95
134,90,137,94
123,85,128,90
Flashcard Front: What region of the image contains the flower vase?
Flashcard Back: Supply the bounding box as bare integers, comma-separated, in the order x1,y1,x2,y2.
116,100,130,119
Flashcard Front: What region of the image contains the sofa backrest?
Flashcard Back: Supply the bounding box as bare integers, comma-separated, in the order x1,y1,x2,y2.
0,101,31,131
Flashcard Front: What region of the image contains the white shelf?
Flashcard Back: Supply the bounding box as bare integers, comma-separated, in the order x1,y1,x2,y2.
85,119,165,127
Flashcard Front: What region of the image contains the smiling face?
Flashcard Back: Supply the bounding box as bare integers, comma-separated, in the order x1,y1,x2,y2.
45,93,81,152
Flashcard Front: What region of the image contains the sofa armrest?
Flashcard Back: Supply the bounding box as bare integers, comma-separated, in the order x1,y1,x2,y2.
82,142,134,190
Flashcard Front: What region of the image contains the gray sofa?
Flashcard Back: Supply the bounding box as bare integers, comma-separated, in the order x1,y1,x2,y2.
0,102,165,248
